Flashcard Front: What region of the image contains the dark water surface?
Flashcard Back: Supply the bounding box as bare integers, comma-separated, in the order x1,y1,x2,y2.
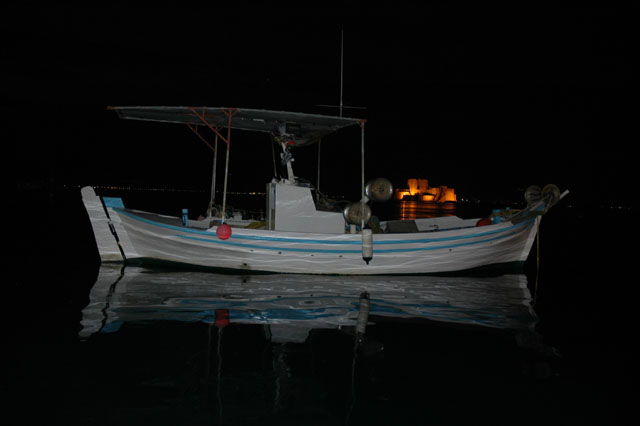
8,188,637,425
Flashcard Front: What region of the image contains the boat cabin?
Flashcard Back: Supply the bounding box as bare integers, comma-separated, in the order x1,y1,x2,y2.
266,181,345,234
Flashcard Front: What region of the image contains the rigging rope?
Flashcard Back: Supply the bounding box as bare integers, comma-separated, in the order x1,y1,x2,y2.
532,217,541,307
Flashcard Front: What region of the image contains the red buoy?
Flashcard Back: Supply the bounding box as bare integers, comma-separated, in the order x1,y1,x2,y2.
215,309,229,329
216,223,232,239
476,217,491,227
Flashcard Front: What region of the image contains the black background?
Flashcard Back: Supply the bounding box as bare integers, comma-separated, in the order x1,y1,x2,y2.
6,5,639,424
6,5,637,203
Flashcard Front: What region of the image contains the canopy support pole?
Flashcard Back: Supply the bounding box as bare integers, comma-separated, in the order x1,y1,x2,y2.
359,120,366,230
317,140,321,192
359,120,366,200
188,107,231,145
271,137,278,180
184,123,219,218
220,109,237,224
187,107,237,223
185,123,217,152
208,134,218,217
221,141,230,223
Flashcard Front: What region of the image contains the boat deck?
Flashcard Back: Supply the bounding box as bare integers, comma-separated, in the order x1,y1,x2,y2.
124,209,485,235
124,209,185,227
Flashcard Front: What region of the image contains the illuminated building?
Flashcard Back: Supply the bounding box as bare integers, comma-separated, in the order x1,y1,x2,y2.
395,179,457,203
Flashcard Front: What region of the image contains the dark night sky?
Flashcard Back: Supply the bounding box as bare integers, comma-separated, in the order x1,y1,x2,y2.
5,5,637,205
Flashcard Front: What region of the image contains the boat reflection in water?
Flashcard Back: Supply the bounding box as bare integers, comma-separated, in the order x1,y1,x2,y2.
80,265,536,340
78,266,541,425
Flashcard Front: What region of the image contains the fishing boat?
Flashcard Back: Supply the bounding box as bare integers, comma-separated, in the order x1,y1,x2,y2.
82,106,567,275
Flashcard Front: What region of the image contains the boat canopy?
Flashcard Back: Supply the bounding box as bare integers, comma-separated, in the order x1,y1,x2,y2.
108,106,363,147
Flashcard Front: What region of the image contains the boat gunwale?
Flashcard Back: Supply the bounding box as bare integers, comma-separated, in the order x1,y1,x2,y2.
112,207,535,248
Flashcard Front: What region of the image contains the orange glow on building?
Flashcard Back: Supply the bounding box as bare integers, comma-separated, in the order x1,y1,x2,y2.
395,179,456,203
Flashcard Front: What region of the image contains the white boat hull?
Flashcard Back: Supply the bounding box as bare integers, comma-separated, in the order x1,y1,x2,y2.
81,187,540,275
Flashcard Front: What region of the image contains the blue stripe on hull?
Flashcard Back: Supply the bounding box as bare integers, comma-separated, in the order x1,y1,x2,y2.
114,208,534,255
176,224,531,253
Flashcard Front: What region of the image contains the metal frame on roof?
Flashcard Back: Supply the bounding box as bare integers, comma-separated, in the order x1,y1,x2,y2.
108,106,367,224
108,106,364,147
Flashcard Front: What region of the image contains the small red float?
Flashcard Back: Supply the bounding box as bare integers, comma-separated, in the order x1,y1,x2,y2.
475,217,491,227
216,223,232,239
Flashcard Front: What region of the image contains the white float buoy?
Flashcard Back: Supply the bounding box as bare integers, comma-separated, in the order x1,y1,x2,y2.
361,228,373,264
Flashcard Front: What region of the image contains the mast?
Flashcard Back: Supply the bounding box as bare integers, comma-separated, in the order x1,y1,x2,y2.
339,28,344,118
317,29,345,192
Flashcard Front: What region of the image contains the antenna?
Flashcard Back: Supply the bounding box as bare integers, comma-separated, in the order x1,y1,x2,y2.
316,29,366,193
316,30,366,115
340,28,344,117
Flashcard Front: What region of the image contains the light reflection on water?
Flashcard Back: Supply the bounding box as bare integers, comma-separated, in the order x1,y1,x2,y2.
395,201,456,220
373,201,457,221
